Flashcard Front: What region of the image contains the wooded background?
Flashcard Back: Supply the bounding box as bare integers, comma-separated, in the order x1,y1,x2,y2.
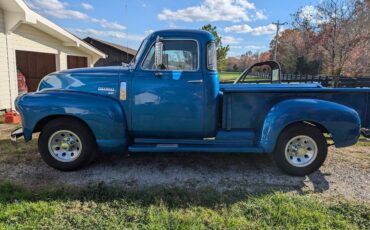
222,0,369,77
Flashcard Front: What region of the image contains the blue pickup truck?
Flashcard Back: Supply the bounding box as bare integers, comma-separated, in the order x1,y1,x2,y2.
11,29,370,176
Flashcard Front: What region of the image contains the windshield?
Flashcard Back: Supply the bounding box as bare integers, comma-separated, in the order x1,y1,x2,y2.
130,36,149,67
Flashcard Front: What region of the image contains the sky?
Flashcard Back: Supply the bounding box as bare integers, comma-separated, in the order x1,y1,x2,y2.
24,0,320,57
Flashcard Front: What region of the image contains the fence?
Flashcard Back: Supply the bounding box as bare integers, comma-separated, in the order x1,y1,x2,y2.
281,74,370,88
225,72,370,88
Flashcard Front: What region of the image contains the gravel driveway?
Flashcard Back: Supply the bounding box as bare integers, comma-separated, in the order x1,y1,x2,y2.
0,124,369,203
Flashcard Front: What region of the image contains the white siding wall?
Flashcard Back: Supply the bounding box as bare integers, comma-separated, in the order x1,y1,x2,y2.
0,9,11,110
0,20,94,110
10,24,92,70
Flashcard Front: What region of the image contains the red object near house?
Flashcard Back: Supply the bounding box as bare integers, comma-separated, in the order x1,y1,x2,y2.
17,69,28,95
3,111,21,124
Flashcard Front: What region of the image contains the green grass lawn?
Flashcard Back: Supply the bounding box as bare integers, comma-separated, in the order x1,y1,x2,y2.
0,182,369,229
219,72,241,82
219,72,268,83
355,136,370,146
0,127,369,229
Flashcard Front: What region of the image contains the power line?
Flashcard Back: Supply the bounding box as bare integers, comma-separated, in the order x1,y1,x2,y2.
125,0,129,64
272,20,288,61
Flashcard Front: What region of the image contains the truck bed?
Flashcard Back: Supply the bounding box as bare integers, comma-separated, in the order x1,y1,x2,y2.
220,84,370,131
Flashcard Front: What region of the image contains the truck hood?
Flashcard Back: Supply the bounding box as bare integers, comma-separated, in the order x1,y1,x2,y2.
37,66,130,98
58,66,129,75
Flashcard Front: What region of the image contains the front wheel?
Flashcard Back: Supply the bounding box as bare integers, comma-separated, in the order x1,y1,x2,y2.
38,118,97,171
273,123,328,176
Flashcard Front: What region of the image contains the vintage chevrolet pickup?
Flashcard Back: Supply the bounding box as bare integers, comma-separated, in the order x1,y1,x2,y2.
11,29,370,175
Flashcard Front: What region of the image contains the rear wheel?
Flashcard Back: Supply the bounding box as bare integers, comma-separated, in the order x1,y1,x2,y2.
38,118,97,171
273,123,328,176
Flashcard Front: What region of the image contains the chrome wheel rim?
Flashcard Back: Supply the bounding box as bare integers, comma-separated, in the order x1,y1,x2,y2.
48,130,82,163
285,135,318,167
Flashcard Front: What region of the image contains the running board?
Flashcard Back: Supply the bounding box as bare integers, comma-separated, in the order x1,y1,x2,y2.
133,130,256,146
133,138,253,146
129,130,262,153
128,144,264,153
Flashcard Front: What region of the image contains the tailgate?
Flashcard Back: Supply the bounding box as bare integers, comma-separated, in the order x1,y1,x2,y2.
365,92,370,129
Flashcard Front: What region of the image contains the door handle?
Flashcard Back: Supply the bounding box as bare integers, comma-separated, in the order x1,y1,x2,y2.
187,80,203,84
155,72,163,77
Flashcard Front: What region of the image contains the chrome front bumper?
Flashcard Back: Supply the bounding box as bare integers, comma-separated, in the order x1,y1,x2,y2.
10,128,24,142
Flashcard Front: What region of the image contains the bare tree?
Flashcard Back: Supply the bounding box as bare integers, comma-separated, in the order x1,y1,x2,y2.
316,0,369,75
290,0,369,76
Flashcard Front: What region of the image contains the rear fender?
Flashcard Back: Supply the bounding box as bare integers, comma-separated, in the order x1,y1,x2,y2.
260,99,361,153
16,91,128,153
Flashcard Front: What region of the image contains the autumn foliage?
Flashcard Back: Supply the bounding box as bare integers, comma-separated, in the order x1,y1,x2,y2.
227,0,369,77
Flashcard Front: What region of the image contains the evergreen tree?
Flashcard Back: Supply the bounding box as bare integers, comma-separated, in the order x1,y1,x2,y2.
201,24,230,72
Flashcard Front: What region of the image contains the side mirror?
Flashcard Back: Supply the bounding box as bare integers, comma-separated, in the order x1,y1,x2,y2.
154,37,163,68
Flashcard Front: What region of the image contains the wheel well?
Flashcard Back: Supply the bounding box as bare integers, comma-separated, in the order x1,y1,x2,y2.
274,121,331,152
33,115,96,139
282,121,330,135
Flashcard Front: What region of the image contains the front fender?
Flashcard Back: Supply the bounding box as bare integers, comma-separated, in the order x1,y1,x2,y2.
16,90,128,153
260,99,361,153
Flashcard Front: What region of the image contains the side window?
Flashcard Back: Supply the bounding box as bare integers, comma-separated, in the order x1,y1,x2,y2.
142,40,198,71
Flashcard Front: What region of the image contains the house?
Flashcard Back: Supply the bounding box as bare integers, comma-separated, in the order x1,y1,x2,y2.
84,37,137,66
0,0,106,110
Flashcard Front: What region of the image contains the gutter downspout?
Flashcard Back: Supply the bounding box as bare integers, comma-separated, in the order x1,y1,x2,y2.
5,22,13,110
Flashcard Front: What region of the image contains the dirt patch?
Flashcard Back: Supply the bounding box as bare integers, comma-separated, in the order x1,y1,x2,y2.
0,124,369,203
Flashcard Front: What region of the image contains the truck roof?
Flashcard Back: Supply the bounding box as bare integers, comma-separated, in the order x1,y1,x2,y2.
150,29,215,42
56,29,215,75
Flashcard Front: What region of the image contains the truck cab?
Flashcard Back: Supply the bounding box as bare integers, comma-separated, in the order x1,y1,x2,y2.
129,30,219,138
12,30,370,176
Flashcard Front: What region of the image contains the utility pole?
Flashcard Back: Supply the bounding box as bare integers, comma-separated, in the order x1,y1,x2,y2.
272,20,287,61
125,0,129,64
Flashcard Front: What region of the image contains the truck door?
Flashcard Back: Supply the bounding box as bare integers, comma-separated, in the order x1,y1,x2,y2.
132,39,204,138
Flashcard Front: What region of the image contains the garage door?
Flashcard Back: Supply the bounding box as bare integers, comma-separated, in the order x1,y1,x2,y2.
67,56,88,69
16,50,56,92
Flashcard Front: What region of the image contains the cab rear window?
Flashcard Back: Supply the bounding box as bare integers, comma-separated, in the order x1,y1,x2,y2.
207,42,217,71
